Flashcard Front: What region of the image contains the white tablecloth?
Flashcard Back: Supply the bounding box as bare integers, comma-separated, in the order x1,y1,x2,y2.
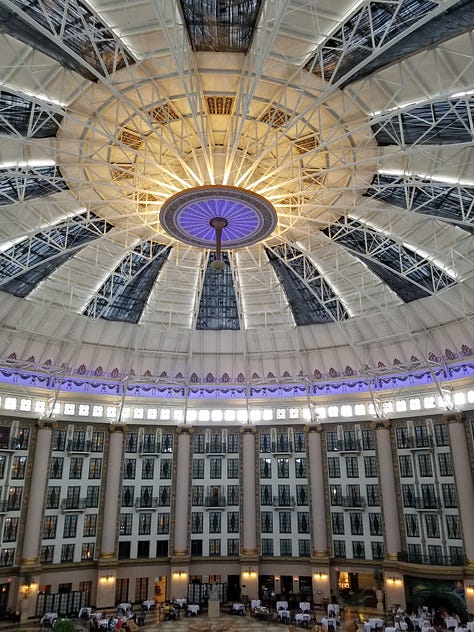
277,610,291,620
328,604,340,616
300,602,311,612
232,603,245,614
445,618,458,629
187,605,200,615
251,600,261,610
323,617,337,631
40,613,58,626
276,601,288,610
466,624,474,632
296,613,312,623
142,600,155,610
174,598,187,607
118,603,131,612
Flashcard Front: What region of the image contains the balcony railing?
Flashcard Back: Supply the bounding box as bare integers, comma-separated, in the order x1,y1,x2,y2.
403,496,442,510
206,443,227,455
399,552,465,566
205,495,226,508
67,440,92,453
61,498,87,511
272,440,293,454
398,436,433,450
273,495,296,509
135,497,159,509
341,495,367,509
338,439,361,453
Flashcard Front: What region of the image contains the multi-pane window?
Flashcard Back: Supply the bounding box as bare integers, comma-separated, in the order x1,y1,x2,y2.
160,460,172,479
158,486,171,506
227,485,239,505
296,485,308,505
333,540,346,557
210,458,222,478
332,513,345,535
227,539,239,556
194,434,205,453
280,539,292,556
8,487,22,510
434,424,449,446
297,512,309,533
65,487,79,509
0,456,6,478
364,456,377,478
344,430,358,451
71,431,86,451
277,459,289,478
69,457,83,479
330,484,342,505
372,542,384,560
209,512,221,533
260,434,271,453
438,453,453,476
327,457,340,478
192,459,205,478
414,426,430,448
418,454,433,477
294,432,305,452
346,456,359,478
406,514,419,537
396,427,410,449
124,459,136,479
277,484,291,506
350,513,363,535
227,459,239,478
41,545,54,564
402,484,416,507
261,485,273,505
446,515,461,539
61,544,75,562
299,540,311,557
63,514,78,538
260,459,272,478
86,486,100,507
279,512,292,533
425,514,440,538
442,483,457,507
192,512,203,534
428,544,443,564
295,458,307,478
83,514,97,537
142,433,156,453
209,434,223,453
125,433,138,453
122,486,135,507
91,432,104,452
192,485,204,506
352,541,365,559
157,514,169,534
326,432,338,451
2,517,18,542
408,543,422,562
42,516,57,539
227,512,239,533
369,513,382,535
138,513,151,535
50,457,63,479
142,459,154,479
46,486,60,509
81,543,94,561
89,459,102,479
53,430,66,451
399,455,413,477
261,512,273,533
421,484,437,508
227,434,239,453
449,546,465,564
209,539,221,556
120,513,133,535
161,434,173,453
261,539,274,555
361,429,375,450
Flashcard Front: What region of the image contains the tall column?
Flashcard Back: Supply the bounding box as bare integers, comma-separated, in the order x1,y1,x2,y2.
241,426,257,555
172,426,192,556
373,420,402,559
100,425,125,559
21,420,55,565
306,425,328,557
446,414,474,563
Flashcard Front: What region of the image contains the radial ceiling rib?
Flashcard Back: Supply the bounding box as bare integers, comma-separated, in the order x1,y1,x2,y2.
179,0,262,53
365,174,474,233
0,0,135,82
372,97,474,146
0,166,68,205
322,218,456,302
84,242,171,324
266,243,349,326
196,252,240,331
0,211,113,297
0,89,63,138
305,0,469,88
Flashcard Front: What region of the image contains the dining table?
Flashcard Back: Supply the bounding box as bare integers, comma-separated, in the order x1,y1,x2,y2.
187,604,200,616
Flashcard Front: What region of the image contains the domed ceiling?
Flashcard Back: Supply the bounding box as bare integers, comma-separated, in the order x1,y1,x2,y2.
0,0,472,386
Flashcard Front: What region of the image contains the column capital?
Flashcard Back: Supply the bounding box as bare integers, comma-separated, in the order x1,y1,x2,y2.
304,423,323,433
370,418,391,430
108,423,127,433
176,425,194,434
443,412,466,424
239,425,256,434
37,419,58,430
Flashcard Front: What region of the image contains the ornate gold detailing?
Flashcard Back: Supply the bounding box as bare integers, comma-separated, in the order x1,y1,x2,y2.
239,426,256,434
176,426,194,434
108,424,127,433
442,413,465,424
37,420,58,430
370,419,391,430
304,424,322,433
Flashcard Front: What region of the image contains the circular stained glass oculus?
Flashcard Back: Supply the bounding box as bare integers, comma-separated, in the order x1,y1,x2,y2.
159,185,277,249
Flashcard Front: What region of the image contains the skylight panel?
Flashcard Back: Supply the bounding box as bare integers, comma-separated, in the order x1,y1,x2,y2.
372,98,474,146
365,174,474,233
84,242,171,324
0,0,135,82
0,166,68,205
266,244,348,325
196,253,240,330
322,218,455,302
0,90,63,138
0,212,113,297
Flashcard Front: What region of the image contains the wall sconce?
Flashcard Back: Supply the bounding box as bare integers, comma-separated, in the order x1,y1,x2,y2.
294,577,299,582
21,579,38,598
172,571,188,579
99,575,115,584
465,586,474,594
386,577,403,586
314,573,329,580
242,568,257,578
275,576,280,581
